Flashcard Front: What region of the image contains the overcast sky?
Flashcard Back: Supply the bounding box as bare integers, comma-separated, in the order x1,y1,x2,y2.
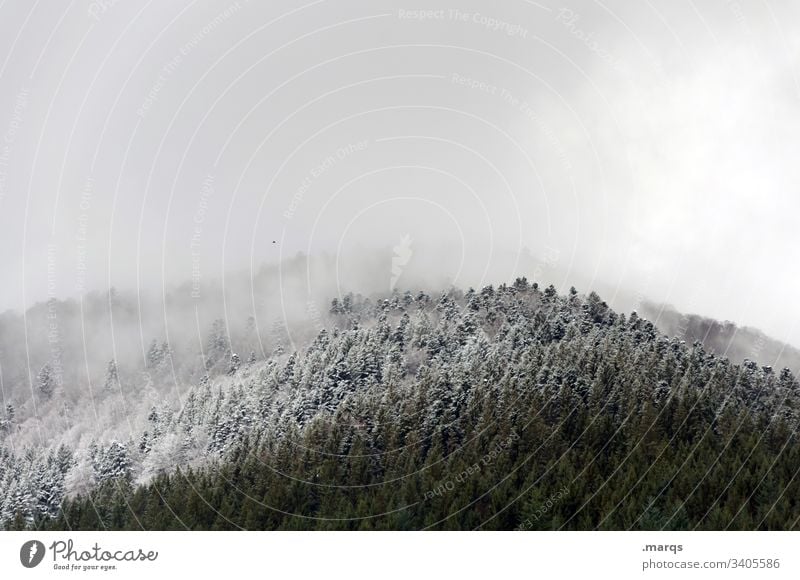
0,0,798,344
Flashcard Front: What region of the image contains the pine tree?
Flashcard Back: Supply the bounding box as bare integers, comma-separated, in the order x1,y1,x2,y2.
206,319,230,370
95,441,131,483
0,404,13,432
146,339,162,368
16,282,800,532
103,360,119,392
228,353,241,375
37,363,55,398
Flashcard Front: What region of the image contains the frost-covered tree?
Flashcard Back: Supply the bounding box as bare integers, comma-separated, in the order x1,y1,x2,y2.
0,404,13,432
103,360,119,393
37,363,55,399
7,281,800,531
206,319,231,370
228,353,241,375
94,441,131,483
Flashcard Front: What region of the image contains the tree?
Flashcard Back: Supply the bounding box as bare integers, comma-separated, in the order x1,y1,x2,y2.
17,282,800,532
95,441,131,483
37,363,55,399
103,360,119,393
147,340,163,368
206,319,230,370
228,353,241,375
0,404,13,432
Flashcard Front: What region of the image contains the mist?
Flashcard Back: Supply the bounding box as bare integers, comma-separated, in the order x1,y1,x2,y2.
1,0,799,348
4,1,800,536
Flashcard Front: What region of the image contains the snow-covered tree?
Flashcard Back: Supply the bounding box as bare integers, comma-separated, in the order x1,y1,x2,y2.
103,360,119,393
37,363,55,399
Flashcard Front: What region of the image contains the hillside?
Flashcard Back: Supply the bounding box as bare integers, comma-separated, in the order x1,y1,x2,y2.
640,302,800,374
2,280,799,530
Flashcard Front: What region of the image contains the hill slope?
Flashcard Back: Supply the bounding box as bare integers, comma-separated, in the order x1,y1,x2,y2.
3,281,797,530
640,301,800,374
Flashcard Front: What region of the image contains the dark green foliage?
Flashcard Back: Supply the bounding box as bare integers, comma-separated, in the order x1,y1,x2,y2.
34,284,800,530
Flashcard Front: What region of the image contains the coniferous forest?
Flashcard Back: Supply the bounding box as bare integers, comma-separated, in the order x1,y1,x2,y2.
3,280,800,530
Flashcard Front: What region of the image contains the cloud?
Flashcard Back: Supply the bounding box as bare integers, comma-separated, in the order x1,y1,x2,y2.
0,0,798,345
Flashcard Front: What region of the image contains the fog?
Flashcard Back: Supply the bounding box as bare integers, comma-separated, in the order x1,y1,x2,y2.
1,0,799,347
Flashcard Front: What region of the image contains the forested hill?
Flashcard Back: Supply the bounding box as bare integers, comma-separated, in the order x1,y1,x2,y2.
640,301,800,375
4,280,800,530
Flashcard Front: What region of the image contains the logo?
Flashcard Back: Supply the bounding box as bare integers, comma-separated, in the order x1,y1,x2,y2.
20,540,46,568
390,234,413,291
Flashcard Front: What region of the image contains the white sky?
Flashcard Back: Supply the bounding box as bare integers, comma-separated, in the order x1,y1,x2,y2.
0,0,798,344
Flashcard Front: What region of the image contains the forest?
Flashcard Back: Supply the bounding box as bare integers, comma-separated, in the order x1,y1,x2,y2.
2,279,799,530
